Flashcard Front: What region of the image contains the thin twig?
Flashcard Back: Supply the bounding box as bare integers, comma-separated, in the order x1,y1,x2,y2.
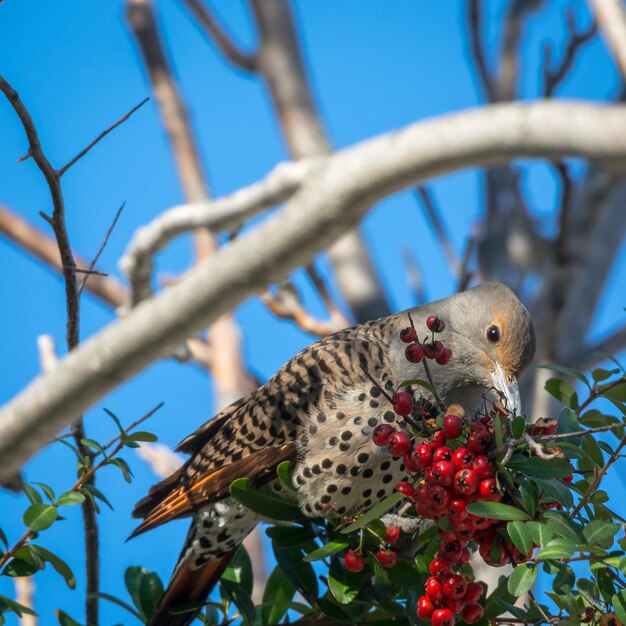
180,0,257,71
79,203,125,296
543,11,597,98
467,0,497,102
57,98,149,177
587,0,626,84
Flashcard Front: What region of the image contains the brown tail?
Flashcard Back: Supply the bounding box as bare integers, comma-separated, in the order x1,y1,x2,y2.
146,549,236,626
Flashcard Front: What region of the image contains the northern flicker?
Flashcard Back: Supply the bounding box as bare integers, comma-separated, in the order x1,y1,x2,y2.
131,283,535,625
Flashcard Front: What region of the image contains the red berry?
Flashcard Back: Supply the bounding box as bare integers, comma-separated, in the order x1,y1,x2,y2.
467,430,493,454
479,539,509,567
431,461,455,487
451,519,474,542
427,315,446,333
436,347,452,365
443,575,467,600
375,548,397,569
433,446,453,463
415,500,436,520
442,415,463,439
405,343,424,363
412,443,433,468
479,478,501,501
428,430,447,449
395,481,416,498
448,498,468,522
472,455,495,478
443,597,465,614
386,525,401,545
427,484,452,510
454,469,479,495
417,595,435,620
429,557,452,578
425,576,444,602
393,391,414,416
423,340,445,360
451,447,474,470
400,326,417,343
462,604,484,624
431,607,455,626
387,431,411,457
439,530,457,544
372,423,395,446
457,546,471,565
474,526,497,545
463,582,484,605
404,453,421,474
564,473,573,483
439,540,463,562
343,550,365,572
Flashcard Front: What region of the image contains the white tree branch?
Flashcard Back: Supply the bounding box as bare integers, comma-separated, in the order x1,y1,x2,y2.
587,0,626,83
2,100,626,481
120,158,317,305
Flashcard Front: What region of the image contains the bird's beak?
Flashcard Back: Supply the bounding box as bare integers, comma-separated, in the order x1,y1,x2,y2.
489,361,522,415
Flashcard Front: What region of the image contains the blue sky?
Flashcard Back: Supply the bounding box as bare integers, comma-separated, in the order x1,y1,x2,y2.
1,1,625,624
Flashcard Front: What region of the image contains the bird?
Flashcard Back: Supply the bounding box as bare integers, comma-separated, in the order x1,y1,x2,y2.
131,282,535,625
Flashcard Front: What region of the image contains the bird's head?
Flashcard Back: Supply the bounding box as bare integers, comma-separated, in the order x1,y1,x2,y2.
391,283,535,414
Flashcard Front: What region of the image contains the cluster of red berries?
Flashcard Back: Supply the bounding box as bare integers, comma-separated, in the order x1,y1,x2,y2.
400,315,452,366
417,557,484,625
343,523,401,573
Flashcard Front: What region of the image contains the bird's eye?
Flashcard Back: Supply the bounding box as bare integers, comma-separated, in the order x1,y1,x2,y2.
487,325,501,344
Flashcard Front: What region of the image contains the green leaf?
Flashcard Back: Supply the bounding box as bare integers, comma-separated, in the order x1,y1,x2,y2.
265,525,316,548
273,543,318,599
466,502,530,521
2,557,40,577
518,479,538,518
601,380,626,402
533,364,590,387
56,491,85,506
583,521,620,549
340,492,404,533
261,566,296,625
221,579,255,626
125,431,158,443
230,478,304,522
579,409,621,430
507,521,534,555
276,461,296,492
56,610,82,626
536,538,576,560
83,484,113,510
22,483,42,505
108,457,134,483
328,558,361,604
483,576,518,619
23,504,58,531
30,545,76,589
582,435,605,468
592,368,620,383
398,378,436,395
526,521,554,548
545,378,579,409
507,563,538,597
124,566,164,621
385,561,422,586
222,546,253,597
532,478,574,508
80,438,104,453
0,595,37,617
508,456,574,479
552,563,575,594
32,482,56,503
103,407,125,434
304,540,350,562
542,511,585,542
89,592,142,621
614,590,626,625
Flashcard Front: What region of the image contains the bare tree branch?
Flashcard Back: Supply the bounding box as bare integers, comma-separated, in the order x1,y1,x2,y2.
57,98,149,177
1,100,626,479
587,0,626,83
180,0,257,71
0,75,100,626
467,0,497,102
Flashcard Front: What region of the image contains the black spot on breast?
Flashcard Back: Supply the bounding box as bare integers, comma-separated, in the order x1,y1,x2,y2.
370,400,379,408
337,506,346,514
382,474,393,484
317,412,327,423
199,537,211,549
322,458,333,469
312,464,321,475
309,424,318,435
303,467,312,478
329,436,339,446
377,489,386,498
368,417,378,427
321,495,331,504
202,519,214,529
217,530,229,543
350,466,360,476
399,464,406,472
341,486,351,495
363,469,374,478
305,503,312,513
357,452,369,464
296,475,305,485
384,411,395,423
336,411,346,420
341,431,353,441
339,442,350,451
257,436,267,446
363,498,372,507
327,484,337,493
358,393,366,401
363,488,372,498
353,416,363,425
370,386,381,398
336,464,347,475
381,461,391,471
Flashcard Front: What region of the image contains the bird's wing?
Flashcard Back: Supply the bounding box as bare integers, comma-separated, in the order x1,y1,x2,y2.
130,442,296,537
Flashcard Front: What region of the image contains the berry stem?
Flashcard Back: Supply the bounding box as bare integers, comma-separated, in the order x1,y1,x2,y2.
421,357,446,413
